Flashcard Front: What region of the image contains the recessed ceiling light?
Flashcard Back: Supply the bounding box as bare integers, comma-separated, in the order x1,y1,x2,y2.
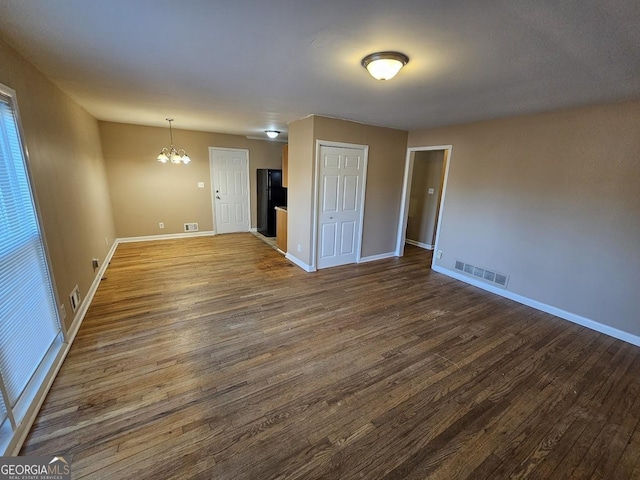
361,51,409,81
265,130,280,139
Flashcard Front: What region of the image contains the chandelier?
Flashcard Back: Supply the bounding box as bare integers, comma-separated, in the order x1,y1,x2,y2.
157,118,191,164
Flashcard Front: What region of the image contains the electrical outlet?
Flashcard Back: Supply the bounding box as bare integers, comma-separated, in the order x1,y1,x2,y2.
184,223,199,232
59,304,66,321
159,222,165,229
105,237,109,246
297,244,301,252
197,182,205,188
436,250,443,259
92,258,99,272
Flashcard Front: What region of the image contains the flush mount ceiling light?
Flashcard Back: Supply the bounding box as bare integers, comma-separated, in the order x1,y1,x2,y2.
157,118,190,164
361,51,409,81
265,130,280,139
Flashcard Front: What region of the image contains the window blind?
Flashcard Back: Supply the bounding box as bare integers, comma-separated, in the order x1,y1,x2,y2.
0,95,61,408
0,388,6,427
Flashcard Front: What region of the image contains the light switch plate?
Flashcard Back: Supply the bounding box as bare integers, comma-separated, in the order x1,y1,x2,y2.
428,188,435,195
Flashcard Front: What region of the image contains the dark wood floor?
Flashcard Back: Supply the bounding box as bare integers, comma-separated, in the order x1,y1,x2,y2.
21,234,640,479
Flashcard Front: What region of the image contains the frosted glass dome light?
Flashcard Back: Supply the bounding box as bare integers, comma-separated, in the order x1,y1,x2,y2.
265,130,280,139
361,52,409,81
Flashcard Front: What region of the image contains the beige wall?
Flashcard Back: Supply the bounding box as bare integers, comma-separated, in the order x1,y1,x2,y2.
313,117,408,258
99,122,282,237
287,116,315,259
0,37,116,329
406,150,444,246
287,115,408,266
409,100,640,337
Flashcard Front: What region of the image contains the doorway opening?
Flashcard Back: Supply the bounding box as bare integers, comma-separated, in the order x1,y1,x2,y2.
396,145,452,267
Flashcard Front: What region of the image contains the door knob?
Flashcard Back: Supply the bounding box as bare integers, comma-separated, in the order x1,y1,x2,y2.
216,195,221,199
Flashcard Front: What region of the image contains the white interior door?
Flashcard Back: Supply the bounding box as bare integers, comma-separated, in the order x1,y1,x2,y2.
317,145,366,269
209,148,250,234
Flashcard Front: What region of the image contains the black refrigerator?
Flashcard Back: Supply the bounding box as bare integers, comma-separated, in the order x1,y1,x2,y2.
257,169,287,237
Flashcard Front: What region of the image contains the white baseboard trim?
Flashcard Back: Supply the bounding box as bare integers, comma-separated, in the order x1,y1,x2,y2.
117,231,216,243
431,264,640,347
358,252,397,263
285,253,316,272
8,239,119,455
405,239,433,250
250,228,257,232
66,240,118,341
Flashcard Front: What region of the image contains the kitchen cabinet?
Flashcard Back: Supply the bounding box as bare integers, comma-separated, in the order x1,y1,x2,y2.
275,206,287,253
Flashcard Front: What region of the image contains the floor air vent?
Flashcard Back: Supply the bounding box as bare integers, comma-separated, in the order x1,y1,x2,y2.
454,260,509,289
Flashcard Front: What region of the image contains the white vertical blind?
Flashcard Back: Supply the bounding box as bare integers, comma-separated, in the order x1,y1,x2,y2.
0,94,61,407
0,387,6,426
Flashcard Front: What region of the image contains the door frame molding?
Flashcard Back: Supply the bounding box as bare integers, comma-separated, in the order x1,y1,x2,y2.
208,147,251,234
311,139,369,271
395,145,453,268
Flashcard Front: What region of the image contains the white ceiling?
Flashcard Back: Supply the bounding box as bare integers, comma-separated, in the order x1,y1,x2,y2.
0,0,638,138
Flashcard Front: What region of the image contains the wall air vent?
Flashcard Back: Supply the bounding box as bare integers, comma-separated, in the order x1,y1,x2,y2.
184,223,199,232
494,273,508,287
69,285,81,313
454,259,509,289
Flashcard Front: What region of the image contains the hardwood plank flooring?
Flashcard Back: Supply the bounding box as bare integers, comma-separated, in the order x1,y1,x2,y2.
20,234,640,479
